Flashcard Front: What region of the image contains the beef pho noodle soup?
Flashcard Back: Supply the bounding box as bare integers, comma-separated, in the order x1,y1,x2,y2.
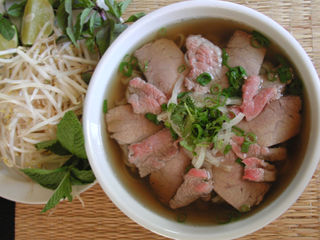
104,19,306,224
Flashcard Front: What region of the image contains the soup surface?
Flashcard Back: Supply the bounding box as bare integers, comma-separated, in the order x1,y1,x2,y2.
104,18,308,225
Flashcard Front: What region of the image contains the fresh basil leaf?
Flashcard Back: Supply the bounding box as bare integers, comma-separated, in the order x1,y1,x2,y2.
125,12,145,23
0,14,15,40
42,171,72,212
74,7,92,38
56,2,68,31
73,0,95,8
71,167,95,183
118,0,131,15
104,0,121,18
57,111,87,159
95,25,109,55
89,11,102,33
21,167,68,190
65,0,73,26
66,26,78,47
35,139,70,156
7,0,27,17
110,23,127,43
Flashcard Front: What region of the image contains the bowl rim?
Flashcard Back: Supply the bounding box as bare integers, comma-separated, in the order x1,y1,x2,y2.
83,1,320,239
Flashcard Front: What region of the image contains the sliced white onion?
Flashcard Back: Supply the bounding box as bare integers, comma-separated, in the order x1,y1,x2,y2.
192,146,207,169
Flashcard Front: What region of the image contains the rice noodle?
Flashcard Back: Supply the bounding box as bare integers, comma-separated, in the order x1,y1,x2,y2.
0,28,97,169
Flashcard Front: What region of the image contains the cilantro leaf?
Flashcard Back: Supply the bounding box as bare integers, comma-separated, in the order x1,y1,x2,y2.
21,167,68,190
57,111,87,159
7,0,27,17
42,171,73,212
0,14,16,40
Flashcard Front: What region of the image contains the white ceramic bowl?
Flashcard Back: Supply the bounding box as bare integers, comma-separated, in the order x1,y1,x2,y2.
83,1,320,239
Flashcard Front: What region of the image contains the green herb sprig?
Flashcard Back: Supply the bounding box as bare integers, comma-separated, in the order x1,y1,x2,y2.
250,31,270,48
21,111,95,212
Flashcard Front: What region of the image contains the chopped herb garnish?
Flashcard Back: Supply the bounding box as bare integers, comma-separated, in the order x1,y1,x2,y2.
251,31,270,48
210,84,222,95
223,144,232,155
196,72,212,86
158,27,167,36
177,91,190,99
232,126,245,136
145,113,160,125
119,61,133,77
103,100,108,113
169,127,178,140
239,204,251,212
235,158,245,167
176,212,188,223
177,64,186,73
221,49,247,97
244,132,257,144
241,141,250,153
161,103,167,111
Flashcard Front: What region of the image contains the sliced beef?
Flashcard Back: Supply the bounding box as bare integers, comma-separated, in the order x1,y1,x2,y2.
149,149,191,204
106,104,162,145
184,35,222,93
242,157,276,182
219,30,266,88
127,77,168,114
169,168,213,209
237,96,302,147
134,39,186,96
128,129,178,177
240,76,278,121
211,151,270,210
231,136,287,161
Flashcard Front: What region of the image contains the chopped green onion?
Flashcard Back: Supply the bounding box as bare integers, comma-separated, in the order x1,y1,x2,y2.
223,144,232,155
145,113,160,125
103,99,108,113
267,71,277,82
239,204,251,212
244,132,257,144
119,62,133,77
232,126,245,136
184,164,193,173
158,27,167,36
177,212,188,223
241,141,251,153
169,127,178,140
222,48,229,67
129,56,138,68
235,158,245,167
196,72,212,86
161,103,167,111
210,84,222,95
177,92,190,99
251,31,270,48
178,64,186,73
192,124,203,139
180,139,194,152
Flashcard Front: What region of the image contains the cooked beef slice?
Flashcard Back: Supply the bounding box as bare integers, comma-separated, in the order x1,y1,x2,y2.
106,104,162,145
219,30,266,88
212,151,270,210
128,129,178,177
134,38,186,96
231,136,287,161
149,149,191,204
127,77,168,114
184,35,222,93
169,168,213,209
242,157,276,182
237,96,302,147
240,76,277,121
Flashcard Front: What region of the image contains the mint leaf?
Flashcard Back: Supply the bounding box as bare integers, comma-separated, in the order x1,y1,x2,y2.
0,14,15,40
71,167,95,183
21,167,68,190
125,12,145,23
7,0,27,17
35,139,70,156
42,171,72,212
57,111,87,159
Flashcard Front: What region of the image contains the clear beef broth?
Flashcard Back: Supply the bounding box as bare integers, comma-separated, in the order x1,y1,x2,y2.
104,18,309,225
